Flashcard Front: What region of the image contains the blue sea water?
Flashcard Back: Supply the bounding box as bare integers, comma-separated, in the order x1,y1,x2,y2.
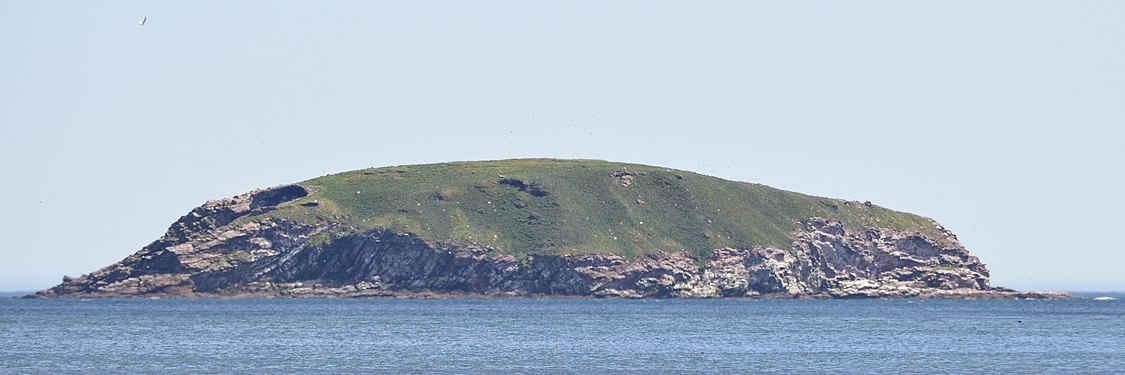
1,298,1122,374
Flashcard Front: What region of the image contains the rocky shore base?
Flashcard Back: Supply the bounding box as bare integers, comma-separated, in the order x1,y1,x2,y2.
33,186,1071,300
30,283,1073,300
34,219,1072,300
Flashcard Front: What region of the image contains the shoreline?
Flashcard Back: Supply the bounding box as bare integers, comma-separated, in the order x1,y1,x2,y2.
23,288,1078,300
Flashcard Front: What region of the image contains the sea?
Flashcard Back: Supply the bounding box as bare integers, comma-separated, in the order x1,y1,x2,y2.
1,297,1122,374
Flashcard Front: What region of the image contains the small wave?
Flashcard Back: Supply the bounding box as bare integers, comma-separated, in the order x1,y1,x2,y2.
1093,296,1118,301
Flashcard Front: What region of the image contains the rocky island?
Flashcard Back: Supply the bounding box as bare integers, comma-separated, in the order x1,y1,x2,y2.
35,159,1067,299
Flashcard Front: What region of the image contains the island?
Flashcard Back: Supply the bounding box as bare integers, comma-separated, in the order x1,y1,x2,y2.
34,159,1068,299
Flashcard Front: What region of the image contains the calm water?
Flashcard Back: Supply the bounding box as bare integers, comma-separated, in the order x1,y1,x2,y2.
1,298,1122,374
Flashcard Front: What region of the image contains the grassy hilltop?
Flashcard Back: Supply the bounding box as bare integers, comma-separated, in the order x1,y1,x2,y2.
248,159,942,261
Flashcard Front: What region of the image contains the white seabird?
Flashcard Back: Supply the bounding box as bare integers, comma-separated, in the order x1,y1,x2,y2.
138,17,147,27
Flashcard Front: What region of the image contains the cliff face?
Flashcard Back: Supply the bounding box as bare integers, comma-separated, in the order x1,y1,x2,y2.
37,183,1045,299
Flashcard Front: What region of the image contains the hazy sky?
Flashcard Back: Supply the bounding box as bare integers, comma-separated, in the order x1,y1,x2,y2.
2,1,1123,291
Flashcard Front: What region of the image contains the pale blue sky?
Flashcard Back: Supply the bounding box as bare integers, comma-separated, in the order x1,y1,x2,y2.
1,1,1123,291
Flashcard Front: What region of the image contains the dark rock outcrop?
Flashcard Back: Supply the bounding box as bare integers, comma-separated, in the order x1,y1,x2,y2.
34,184,1060,299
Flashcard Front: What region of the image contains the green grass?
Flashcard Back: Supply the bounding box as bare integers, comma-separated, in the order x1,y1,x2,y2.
246,159,944,261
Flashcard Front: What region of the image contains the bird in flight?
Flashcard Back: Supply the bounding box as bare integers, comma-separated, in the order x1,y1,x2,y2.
138,17,147,27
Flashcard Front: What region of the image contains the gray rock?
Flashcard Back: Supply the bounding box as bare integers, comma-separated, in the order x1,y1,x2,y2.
33,189,1067,299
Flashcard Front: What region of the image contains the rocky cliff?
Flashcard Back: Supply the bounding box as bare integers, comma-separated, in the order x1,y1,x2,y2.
35,160,1064,299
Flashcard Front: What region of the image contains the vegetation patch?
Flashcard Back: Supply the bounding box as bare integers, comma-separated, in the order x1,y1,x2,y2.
246,159,944,261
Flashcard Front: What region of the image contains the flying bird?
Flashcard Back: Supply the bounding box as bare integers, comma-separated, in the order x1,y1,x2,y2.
138,17,147,27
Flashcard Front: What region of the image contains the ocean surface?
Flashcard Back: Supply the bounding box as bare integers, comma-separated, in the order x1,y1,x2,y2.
1,297,1122,374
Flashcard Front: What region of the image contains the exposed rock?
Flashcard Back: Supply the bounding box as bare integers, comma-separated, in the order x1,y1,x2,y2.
612,171,638,187
32,162,1067,299
34,204,1064,299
